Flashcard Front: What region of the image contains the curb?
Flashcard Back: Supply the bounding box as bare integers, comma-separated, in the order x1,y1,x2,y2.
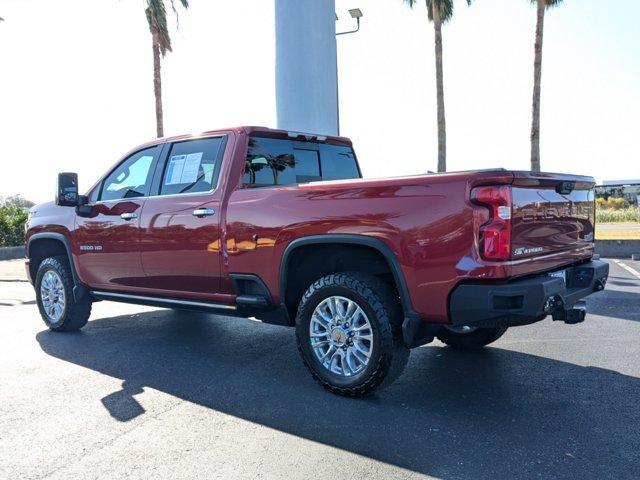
595,240,640,259
0,246,26,261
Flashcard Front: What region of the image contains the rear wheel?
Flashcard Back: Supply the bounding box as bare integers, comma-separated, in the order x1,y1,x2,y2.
35,256,92,331
295,272,409,397
436,324,507,350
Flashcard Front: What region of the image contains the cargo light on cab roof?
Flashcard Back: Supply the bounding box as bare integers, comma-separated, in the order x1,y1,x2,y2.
287,131,327,142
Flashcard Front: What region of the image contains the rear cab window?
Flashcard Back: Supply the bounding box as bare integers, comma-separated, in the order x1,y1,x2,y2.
243,137,360,187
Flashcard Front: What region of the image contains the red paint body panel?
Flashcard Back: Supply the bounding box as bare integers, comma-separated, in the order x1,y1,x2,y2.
74,200,146,288
25,127,596,325
138,193,222,295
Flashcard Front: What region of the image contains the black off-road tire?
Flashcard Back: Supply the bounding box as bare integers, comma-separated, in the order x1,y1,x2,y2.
436,325,508,350
295,272,409,397
35,256,92,332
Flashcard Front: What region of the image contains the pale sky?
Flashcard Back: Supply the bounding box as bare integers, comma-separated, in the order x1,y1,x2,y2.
1,0,639,204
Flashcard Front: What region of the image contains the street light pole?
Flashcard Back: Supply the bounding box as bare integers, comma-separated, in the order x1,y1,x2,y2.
335,8,363,135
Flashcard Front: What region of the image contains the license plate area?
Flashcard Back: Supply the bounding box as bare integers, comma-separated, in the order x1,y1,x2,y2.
548,269,567,282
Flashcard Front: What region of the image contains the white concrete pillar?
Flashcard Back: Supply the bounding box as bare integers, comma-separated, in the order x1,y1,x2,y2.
274,0,338,136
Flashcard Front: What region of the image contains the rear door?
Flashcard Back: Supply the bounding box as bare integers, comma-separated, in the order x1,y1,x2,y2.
510,173,595,259
138,135,228,299
75,146,161,288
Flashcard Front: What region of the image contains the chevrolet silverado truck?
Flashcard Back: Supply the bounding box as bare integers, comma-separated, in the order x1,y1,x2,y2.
25,126,609,396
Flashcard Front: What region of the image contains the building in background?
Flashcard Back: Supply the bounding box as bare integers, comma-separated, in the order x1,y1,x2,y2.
596,180,640,205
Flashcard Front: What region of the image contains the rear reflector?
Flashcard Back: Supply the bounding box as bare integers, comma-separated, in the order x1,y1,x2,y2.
471,185,512,260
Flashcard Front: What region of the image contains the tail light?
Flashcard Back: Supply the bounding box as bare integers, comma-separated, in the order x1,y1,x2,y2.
471,185,512,260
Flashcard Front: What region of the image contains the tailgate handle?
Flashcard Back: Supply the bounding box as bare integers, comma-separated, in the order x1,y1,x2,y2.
556,181,576,194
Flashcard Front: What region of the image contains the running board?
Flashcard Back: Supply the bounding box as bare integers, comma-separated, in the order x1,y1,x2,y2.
90,291,237,312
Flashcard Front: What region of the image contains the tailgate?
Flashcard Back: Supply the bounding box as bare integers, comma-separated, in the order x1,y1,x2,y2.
510,172,595,259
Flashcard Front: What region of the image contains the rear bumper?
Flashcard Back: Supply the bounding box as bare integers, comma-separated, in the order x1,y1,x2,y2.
449,260,609,328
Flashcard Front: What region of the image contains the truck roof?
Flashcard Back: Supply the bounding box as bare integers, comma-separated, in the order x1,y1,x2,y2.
131,126,353,152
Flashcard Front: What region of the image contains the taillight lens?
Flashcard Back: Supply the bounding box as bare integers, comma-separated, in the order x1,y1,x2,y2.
471,185,512,260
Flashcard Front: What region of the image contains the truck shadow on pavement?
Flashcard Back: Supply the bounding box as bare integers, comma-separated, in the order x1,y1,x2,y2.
37,309,639,480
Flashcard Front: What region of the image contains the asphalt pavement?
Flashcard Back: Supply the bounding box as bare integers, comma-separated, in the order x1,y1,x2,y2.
1,259,639,480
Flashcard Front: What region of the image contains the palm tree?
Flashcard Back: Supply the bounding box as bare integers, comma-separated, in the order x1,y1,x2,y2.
145,0,189,138
403,0,471,173
530,0,563,172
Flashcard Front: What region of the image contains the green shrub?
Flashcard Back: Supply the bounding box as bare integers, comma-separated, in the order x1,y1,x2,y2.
596,206,640,223
0,204,28,247
596,196,631,210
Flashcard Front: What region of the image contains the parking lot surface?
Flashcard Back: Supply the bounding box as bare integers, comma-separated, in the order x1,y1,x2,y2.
1,259,639,480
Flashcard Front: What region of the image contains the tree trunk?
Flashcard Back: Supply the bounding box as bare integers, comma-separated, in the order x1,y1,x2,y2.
151,29,164,138
432,1,446,173
530,0,545,172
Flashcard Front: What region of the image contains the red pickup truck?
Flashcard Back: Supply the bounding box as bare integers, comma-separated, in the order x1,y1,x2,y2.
25,126,608,396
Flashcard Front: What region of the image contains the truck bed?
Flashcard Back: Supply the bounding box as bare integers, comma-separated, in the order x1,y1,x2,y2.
226,168,596,324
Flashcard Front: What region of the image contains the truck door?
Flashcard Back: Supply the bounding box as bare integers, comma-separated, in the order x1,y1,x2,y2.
75,146,161,289
138,135,228,300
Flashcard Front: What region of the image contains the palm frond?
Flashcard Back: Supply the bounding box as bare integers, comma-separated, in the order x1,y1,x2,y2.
169,0,189,29
530,0,564,8
146,0,171,55
146,0,189,57
402,0,471,24
426,0,455,24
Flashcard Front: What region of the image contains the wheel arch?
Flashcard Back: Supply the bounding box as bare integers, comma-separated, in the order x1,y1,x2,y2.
27,232,88,301
279,234,417,320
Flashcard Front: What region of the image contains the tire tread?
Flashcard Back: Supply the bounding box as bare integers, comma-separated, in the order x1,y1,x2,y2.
295,272,409,397
36,256,91,332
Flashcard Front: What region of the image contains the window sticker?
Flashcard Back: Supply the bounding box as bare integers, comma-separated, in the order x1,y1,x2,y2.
181,152,203,183
165,155,186,185
165,152,204,185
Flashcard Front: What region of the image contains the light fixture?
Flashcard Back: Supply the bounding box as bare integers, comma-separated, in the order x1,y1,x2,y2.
336,7,363,36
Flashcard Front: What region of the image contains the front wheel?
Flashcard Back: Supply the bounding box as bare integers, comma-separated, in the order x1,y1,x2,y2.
295,272,409,397
436,324,508,350
35,256,92,331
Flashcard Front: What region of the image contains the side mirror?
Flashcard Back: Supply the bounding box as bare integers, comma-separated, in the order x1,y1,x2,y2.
56,172,79,207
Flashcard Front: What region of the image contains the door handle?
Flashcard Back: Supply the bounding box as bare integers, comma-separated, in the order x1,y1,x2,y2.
120,212,138,220
192,208,215,218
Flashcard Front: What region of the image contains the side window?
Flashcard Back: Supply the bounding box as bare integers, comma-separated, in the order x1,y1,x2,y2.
160,137,226,196
243,137,361,187
100,147,158,201
88,186,99,203
319,144,360,181
244,137,296,187
293,148,321,183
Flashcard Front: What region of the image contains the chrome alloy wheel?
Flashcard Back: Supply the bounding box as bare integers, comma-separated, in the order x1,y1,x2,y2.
309,296,373,377
443,325,479,334
40,270,66,323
